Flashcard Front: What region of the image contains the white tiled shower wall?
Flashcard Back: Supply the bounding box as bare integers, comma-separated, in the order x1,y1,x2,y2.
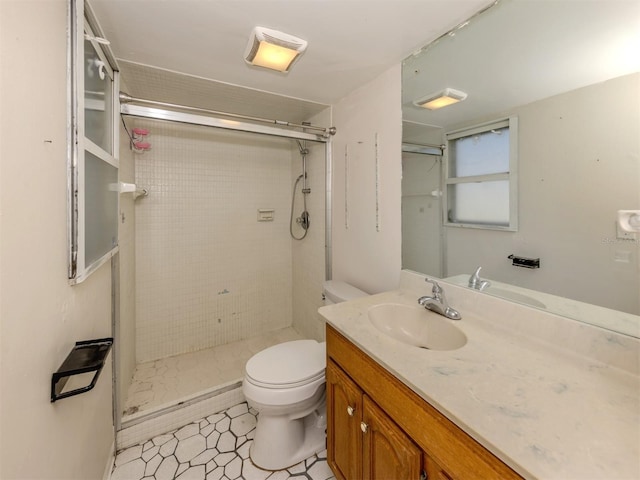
134,120,307,362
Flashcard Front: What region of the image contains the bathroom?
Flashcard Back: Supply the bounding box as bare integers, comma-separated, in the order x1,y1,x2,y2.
1,0,638,479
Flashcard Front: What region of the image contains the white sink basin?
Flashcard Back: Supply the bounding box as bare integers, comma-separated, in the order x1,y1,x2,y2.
367,303,467,351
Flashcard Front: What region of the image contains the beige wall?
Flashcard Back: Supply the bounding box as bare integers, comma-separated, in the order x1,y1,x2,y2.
331,65,403,294
0,1,114,478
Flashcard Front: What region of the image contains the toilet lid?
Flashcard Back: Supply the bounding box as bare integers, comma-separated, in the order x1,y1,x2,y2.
245,340,326,387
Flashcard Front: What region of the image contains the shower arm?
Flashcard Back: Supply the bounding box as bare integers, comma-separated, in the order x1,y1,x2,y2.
119,92,337,138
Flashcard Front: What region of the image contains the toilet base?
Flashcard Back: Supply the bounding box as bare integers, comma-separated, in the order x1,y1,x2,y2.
249,403,326,471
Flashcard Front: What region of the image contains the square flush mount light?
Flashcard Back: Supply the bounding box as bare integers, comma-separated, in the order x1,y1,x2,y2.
244,27,308,73
414,88,468,110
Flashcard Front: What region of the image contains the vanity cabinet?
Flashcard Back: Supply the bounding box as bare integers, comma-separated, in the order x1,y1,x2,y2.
327,360,422,480
326,325,523,480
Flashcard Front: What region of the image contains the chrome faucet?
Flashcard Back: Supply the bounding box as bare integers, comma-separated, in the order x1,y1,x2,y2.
418,278,462,320
468,266,491,291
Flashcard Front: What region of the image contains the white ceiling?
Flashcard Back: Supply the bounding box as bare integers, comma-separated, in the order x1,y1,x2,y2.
88,0,493,114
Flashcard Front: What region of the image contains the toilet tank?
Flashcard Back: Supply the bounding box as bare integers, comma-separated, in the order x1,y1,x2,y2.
323,280,368,305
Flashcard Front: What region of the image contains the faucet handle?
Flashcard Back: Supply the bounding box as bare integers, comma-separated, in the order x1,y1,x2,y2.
469,266,491,290
469,266,482,286
424,277,442,294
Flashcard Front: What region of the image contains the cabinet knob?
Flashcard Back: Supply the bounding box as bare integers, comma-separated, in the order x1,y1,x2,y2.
360,421,368,433
347,405,355,417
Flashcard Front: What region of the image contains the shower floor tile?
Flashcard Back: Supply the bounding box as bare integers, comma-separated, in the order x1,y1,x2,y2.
124,328,304,418
112,401,335,480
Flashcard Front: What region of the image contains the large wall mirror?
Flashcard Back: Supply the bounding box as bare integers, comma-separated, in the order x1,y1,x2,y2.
401,0,639,337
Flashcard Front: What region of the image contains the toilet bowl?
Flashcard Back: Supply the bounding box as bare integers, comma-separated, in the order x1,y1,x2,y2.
242,280,368,470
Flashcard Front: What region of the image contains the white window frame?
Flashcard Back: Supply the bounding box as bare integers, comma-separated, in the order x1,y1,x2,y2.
443,117,518,231
68,0,120,284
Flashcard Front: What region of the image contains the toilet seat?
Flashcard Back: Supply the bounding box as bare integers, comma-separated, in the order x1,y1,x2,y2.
245,370,325,389
245,340,326,389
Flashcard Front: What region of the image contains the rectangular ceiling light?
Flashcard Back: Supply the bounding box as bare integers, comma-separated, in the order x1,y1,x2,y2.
414,88,468,110
244,27,308,73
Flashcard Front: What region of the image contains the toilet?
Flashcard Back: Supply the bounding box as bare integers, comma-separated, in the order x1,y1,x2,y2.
242,280,368,470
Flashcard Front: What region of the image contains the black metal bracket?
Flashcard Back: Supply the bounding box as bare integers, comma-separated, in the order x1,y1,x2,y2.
51,338,113,402
507,254,540,269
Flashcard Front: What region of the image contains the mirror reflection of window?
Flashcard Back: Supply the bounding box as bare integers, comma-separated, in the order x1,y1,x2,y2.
445,118,517,230
450,127,509,177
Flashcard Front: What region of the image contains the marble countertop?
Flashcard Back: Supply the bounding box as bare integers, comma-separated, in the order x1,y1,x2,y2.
319,287,640,480
444,274,640,339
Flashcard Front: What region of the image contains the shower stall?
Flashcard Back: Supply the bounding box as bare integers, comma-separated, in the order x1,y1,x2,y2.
116,96,333,445
401,147,443,278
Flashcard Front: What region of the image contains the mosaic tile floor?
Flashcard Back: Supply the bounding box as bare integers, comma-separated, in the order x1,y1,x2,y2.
112,402,335,480
124,328,304,418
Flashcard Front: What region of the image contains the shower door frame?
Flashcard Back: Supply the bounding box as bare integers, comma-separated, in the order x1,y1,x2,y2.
116,101,334,433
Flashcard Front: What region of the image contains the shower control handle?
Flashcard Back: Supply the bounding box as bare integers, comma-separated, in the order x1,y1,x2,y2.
346,405,355,417
298,211,310,230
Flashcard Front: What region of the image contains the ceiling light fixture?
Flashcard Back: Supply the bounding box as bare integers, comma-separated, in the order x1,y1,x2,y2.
414,88,468,110
244,27,307,73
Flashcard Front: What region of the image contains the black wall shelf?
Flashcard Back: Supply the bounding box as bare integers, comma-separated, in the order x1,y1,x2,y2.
51,338,113,402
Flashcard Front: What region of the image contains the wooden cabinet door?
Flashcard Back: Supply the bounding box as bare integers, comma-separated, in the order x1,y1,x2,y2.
362,395,422,480
327,360,364,480
424,452,455,480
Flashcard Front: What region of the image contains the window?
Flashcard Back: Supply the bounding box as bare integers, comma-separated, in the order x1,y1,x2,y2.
444,117,518,230
68,0,119,283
